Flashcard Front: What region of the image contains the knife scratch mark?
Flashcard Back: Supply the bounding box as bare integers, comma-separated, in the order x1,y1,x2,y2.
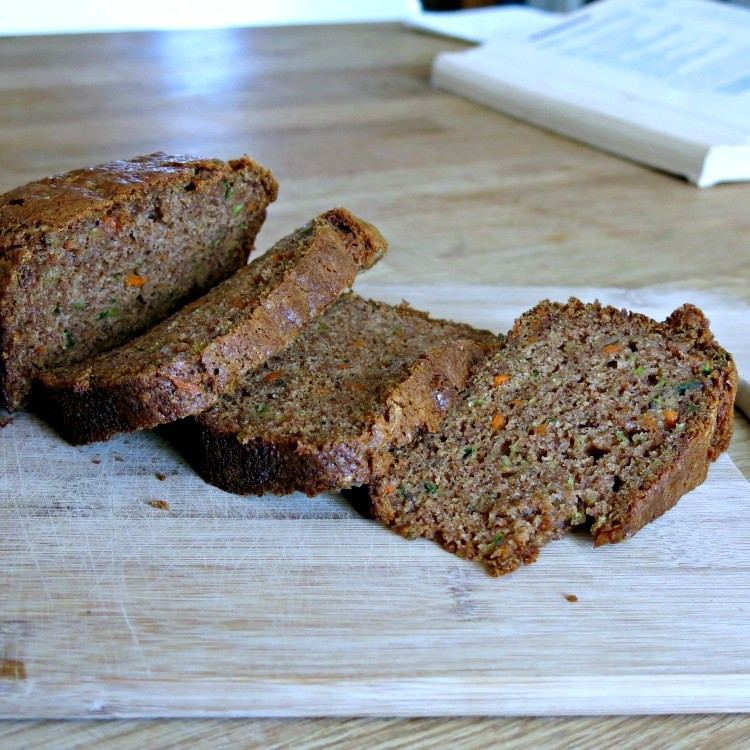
20,522,53,602
120,602,151,677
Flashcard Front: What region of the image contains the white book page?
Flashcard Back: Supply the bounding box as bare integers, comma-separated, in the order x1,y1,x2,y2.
433,0,750,185
519,0,750,132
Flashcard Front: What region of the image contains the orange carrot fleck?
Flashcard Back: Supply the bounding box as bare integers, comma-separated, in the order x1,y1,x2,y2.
535,422,547,436
336,363,348,370
263,370,284,384
602,343,623,355
352,340,365,347
493,374,511,387
103,215,123,232
125,274,148,287
169,376,202,395
491,413,507,431
638,415,656,430
384,484,394,494
663,409,679,428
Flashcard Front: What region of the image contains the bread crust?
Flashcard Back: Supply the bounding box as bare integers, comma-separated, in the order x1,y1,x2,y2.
34,209,387,444
0,153,277,237
0,153,278,410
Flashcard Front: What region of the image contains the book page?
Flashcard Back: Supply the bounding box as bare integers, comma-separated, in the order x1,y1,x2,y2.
433,0,750,184
523,0,750,129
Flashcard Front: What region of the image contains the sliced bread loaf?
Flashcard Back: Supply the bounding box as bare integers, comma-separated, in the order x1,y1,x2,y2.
35,209,387,444
369,298,737,576
0,153,278,411
179,294,499,496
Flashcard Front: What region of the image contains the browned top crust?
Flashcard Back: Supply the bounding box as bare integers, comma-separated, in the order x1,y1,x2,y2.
0,153,277,240
185,293,499,496
35,208,388,444
369,298,737,576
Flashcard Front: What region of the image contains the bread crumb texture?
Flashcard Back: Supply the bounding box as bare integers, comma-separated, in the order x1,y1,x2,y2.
370,298,737,576
186,293,499,495
34,208,387,444
0,152,278,410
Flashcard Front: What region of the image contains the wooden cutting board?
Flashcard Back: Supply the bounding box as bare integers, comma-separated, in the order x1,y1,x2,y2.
2,285,749,719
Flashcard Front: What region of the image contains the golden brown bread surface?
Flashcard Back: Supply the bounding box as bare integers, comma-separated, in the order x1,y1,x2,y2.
35,209,387,444
369,298,737,576
177,294,499,496
0,152,278,410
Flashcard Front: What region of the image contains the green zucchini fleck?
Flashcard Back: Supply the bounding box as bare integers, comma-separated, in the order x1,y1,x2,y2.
487,532,504,548
674,380,701,395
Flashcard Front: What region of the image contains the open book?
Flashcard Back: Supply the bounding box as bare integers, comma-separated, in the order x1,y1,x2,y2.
431,0,750,187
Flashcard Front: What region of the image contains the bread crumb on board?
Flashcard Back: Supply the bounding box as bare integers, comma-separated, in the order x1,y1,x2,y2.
146,499,170,511
565,594,578,603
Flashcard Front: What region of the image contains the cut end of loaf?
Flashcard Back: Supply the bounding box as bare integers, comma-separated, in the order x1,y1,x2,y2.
0,152,278,411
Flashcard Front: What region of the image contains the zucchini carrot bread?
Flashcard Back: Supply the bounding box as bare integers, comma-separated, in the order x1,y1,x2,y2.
35,209,387,444
0,153,277,411
369,299,737,576
180,294,499,496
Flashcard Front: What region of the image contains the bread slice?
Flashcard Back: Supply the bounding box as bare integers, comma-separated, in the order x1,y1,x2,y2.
176,294,499,496
369,298,737,576
35,209,387,444
0,153,278,411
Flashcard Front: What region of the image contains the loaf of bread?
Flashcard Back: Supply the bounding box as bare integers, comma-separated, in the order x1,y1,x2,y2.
35,209,387,444
369,299,737,576
178,293,499,496
0,153,278,411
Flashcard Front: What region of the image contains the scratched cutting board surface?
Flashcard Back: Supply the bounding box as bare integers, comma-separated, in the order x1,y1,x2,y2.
2,284,750,719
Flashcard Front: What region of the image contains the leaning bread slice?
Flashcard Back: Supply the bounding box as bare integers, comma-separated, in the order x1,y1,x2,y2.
0,152,278,411
369,298,737,576
35,209,387,444
178,294,499,495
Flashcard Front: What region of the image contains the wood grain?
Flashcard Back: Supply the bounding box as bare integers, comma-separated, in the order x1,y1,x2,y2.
2,21,750,748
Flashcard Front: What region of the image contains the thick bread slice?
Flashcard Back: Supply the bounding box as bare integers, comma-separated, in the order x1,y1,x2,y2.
35,209,387,444
177,294,499,496
0,153,278,410
369,298,737,576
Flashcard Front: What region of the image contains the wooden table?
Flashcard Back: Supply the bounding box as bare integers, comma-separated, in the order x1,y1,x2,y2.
1,22,748,749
